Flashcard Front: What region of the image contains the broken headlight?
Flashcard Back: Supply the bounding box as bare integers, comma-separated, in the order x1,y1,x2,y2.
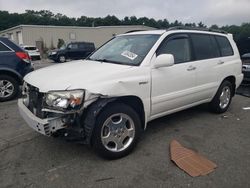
45,90,84,111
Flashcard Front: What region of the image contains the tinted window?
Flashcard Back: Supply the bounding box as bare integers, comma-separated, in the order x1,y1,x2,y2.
68,44,78,49
215,36,234,56
78,43,94,50
78,43,86,49
191,34,220,60
0,42,11,52
157,36,191,64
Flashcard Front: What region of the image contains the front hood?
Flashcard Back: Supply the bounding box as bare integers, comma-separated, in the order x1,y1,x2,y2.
24,60,135,93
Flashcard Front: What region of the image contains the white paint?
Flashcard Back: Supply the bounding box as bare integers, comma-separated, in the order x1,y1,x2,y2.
22,29,243,129
16,31,23,45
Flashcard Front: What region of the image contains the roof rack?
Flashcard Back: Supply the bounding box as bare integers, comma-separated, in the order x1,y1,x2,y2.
125,30,146,33
167,26,228,34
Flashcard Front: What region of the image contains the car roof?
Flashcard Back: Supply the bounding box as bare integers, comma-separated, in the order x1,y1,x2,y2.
22,45,36,48
121,30,166,36
71,41,94,44
0,37,24,52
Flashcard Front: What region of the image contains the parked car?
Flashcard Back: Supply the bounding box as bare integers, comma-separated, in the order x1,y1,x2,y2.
22,45,41,61
241,53,250,82
18,27,243,159
48,42,95,63
0,37,33,102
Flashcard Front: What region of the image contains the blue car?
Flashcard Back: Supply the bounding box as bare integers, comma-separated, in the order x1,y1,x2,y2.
242,53,250,82
0,37,34,101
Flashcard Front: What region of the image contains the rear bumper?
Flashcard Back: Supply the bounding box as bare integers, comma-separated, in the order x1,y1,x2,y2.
236,73,244,88
19,65,34,79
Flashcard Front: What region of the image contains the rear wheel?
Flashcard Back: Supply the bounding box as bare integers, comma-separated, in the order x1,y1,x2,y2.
0,75,19,102
92,103,142,159
209,80,233,113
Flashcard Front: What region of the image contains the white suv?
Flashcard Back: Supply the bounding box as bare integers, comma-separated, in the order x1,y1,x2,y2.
18,27,243,159
22,45,41,61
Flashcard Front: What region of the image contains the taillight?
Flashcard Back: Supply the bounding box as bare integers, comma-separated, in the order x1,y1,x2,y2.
16,52,31,63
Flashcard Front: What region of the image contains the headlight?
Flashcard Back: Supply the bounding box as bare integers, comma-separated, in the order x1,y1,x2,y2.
45,90,84,111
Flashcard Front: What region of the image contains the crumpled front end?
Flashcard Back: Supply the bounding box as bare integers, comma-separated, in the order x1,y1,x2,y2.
18,83,77,136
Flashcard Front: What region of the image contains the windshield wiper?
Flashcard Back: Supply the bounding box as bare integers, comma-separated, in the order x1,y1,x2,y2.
88,58,125,65
87,58,107,62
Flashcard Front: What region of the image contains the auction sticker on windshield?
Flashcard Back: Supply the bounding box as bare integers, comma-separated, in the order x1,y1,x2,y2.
121,50,138,60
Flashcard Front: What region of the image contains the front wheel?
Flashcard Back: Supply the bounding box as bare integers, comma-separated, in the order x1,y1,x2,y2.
92,103,142,159
209,80,233,113
58,55,66,63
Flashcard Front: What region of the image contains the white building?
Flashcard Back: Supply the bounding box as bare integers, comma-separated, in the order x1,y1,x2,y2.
0,25,154,50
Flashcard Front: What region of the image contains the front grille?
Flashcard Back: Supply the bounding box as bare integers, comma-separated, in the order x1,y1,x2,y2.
24,84,45,118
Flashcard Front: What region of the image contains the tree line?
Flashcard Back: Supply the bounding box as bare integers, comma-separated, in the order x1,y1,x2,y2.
0,10,250,54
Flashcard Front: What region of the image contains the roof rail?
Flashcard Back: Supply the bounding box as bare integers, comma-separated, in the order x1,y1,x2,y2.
125,30,146,33
167,26,228,34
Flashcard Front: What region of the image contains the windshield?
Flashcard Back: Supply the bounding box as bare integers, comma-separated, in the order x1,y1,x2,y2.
89,34,160,66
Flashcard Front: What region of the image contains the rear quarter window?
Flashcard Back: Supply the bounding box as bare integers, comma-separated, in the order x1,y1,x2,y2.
215,36,234,57
190,34,220,60
79,43,95,50
0,42,11,52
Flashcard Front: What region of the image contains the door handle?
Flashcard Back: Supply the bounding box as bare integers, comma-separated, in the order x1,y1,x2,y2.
218,61,224,65
187,66,196,71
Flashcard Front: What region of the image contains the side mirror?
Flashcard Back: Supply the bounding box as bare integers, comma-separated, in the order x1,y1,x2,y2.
154,54,174,68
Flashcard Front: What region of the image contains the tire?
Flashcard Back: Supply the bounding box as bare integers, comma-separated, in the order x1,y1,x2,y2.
92,102,142,159
209,80,233,113
58,55,66,63
0,75,19,102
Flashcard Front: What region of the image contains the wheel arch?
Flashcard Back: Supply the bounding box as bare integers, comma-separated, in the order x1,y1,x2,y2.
115,95,146,130
222,76,236,96
0,69,22,84
82,95,146,145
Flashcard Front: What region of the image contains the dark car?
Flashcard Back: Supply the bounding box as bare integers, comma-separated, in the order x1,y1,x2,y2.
241,53,250,82
48,42,95,63
0,37,34,102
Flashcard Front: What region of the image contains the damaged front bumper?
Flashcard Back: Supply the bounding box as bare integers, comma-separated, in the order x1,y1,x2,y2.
18,99,67,136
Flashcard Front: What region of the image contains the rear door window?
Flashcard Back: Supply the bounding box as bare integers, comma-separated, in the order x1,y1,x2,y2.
190,34,220,60
157,34,192,64
0,42,11,52
215,36,234,56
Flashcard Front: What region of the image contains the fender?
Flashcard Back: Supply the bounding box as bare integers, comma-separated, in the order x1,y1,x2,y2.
0,67,23,82
82,98,116,144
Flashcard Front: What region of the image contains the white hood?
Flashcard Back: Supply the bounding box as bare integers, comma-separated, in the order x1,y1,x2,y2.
24,60,140,93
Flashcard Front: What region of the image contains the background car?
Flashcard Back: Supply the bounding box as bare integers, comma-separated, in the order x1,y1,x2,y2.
0,37,33,102
241,53,250,82
22,45,41,61
48,41,95,63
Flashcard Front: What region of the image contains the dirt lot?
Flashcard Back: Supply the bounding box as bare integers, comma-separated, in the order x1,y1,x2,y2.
0,60,250,188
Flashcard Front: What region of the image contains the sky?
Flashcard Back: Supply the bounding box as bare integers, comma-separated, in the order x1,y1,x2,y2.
0,0,250,26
